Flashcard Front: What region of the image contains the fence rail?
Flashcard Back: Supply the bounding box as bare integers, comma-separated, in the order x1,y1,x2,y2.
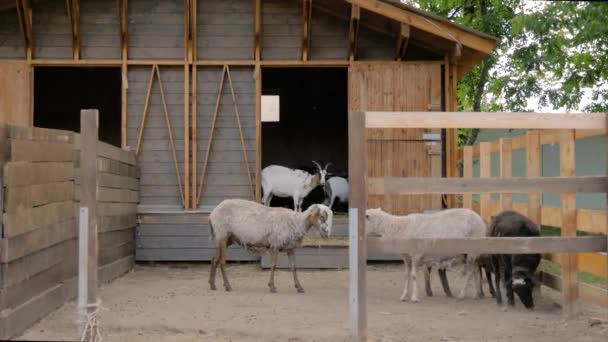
348,111,608,342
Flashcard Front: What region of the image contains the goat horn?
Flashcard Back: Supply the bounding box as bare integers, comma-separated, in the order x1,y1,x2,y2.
324,163,332,170
312,160,322,171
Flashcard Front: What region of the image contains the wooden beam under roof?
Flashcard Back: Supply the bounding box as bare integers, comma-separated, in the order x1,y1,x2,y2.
345,0,496,54
395,22,409,61
254,0,262,61
301,0,312,61
348,4,360,61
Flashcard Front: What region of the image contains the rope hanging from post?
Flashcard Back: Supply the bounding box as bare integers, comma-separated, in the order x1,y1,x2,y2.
79,299,105,342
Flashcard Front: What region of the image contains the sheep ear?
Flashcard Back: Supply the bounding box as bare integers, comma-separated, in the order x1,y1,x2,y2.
365,214,370,220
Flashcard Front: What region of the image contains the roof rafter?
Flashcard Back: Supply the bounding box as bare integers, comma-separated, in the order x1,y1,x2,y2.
301,0,313,61
348,4,360,61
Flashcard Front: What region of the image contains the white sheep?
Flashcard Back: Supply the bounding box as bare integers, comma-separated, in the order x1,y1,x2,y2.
323,176,348,210
261,161,330,212
365,208,486,302
208,199,333,293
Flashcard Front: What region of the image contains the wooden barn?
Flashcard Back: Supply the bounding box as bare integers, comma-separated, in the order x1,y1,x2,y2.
0,0,497,263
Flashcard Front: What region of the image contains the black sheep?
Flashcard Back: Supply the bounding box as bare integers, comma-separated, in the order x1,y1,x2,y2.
490,210,542,309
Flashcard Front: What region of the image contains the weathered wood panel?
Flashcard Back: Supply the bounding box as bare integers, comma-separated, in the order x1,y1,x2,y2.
198,0,254,60
196,67,256,208
356,11,394,60
9,140,73,162
128,66,184,206
0,62,31,126
128,0,185,60
31,0,72,59
262,0,301,60
0,9,24,59
80,0,121,59
0,219,76,262
349,63,443,215
2,201,74,238
136,247,258,261
310,9,349,60
4,162,74,187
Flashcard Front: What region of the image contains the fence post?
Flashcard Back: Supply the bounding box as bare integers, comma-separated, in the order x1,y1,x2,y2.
526,131,541,225
560,129,578,316
462,146,473,210
78,109,99,318
499,138,512,211
349,111,367,342
479,142,491,223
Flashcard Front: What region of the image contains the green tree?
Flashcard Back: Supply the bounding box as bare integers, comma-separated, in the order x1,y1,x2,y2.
487,2,608,113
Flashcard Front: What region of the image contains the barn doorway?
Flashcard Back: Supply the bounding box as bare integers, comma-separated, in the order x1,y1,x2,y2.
261,67,348,211
34,67,121,147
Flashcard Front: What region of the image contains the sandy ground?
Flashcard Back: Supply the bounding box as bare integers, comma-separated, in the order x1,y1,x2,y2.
18,263,608,342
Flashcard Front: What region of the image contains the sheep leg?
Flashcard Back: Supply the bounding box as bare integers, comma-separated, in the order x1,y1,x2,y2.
287,250,305,293
410,257,420,302
424,267,433,297
218,239,232,291
399,257,410,301
438,268,453,298
208,248,219,290
458,260,476,300
478,266,485,298
492,256,503,305
292,196,299,212
268,249,279,293
485,265,496,298
503,259,515,306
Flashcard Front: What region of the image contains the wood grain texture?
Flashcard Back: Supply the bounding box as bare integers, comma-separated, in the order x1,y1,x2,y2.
526,131,541,225
479,142,491,223
560,129,578,316
0,62,31,126
499,138,512,211
462,146,473,209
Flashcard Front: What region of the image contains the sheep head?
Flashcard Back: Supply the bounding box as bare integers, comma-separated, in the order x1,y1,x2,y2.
306,204,333,237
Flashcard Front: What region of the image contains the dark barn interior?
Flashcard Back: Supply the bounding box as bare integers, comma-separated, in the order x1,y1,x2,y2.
262,68,348,211
34,67,121,146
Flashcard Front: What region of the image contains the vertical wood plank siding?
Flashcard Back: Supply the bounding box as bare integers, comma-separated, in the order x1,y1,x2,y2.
196,67,256,208
128,66,185,206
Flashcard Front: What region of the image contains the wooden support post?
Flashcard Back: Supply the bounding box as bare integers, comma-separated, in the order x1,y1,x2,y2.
526,131,541,225
0,126,7,234
560,129,578,316
135,65,156,156
17,0,33,60
191,0,198,209
462,145,473,209
78,109,99,316
395,23,409,61
348,4,360,61
118,0,129,148
348,111,367,342
301,0,312,61
255,64,262,202
183,64,190,209
499,138,512,211
254,0,262,61
479,142,491,222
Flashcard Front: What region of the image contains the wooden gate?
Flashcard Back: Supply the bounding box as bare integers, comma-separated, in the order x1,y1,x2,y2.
0,62,31,126
348,62,442,214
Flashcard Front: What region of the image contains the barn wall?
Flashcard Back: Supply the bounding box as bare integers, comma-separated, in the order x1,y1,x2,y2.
80,0,121,59
198,0,254,60
0,9,24,59
0,126,139,340
128,0,185,60
262,0,301,60
31,0,72,59
196,67,256,209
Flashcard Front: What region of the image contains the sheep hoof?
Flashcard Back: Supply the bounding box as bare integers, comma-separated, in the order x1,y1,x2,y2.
411,297,420,303
296,287,305,293
269,286,277,293
224,286,232,292
399,295,407,302
209,282,217,290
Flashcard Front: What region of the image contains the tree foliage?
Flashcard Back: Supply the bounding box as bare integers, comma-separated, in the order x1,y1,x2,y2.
404,1,608,146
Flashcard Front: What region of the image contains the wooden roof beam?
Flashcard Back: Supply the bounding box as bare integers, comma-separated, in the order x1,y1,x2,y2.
348,4,360,61
344,0,496,54
66,0,80,60
395,22,409,61
301,0,312,61
449,42,462,64
116,0,129,60
254,0,261,61
16,0,33,60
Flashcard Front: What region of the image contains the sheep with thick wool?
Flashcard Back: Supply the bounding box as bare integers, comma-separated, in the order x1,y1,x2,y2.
365,208,486,302
208,199,333,293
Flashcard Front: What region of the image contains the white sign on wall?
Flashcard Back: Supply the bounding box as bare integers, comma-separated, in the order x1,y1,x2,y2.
261,95,280,122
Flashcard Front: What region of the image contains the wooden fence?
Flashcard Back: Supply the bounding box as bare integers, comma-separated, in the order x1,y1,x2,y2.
459,129,608,307
0,121,139,339
348,111,608,342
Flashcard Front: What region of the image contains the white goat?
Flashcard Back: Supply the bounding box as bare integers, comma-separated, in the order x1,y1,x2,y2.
365,208,486,302
208,199,333,293
323,176,348,210
261,161,330,212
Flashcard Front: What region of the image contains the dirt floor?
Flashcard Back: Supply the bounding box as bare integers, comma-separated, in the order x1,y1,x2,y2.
18,263,608,342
